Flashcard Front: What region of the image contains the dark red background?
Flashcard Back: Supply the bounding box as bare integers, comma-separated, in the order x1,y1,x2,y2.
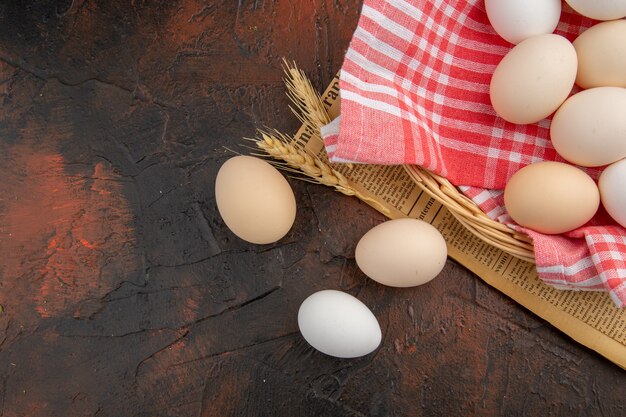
0,1,623,416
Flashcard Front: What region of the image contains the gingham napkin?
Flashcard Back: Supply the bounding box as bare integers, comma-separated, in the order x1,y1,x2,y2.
322,0,626,307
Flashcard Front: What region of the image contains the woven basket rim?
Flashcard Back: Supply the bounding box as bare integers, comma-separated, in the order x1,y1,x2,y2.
403,165,536,264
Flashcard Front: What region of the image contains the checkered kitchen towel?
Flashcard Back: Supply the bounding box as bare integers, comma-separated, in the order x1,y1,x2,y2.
322,0,626,307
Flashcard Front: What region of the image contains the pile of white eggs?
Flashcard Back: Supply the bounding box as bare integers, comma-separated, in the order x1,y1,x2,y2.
486,0,626,233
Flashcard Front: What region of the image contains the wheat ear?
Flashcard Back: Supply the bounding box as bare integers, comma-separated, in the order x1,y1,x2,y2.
252,130,389,215
282,59,332,135
248,60,387,214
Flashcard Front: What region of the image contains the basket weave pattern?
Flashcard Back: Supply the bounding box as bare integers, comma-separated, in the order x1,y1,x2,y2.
403,165,535,264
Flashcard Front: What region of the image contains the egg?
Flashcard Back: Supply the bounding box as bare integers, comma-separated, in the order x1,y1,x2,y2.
550,87,626,167
504,162,600,234
215,155,296,244
485,0,561,45
489,34,577,124
564,0,626,21
599,158,626,229
355,218,447,287
574,20,626,89
297,290,382,358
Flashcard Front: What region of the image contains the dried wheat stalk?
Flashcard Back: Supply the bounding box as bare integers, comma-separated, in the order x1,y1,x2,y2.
282,59,332,134
250,130,389,215
248,60,388,215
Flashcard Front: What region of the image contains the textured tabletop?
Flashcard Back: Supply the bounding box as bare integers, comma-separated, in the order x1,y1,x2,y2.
0,1,624,416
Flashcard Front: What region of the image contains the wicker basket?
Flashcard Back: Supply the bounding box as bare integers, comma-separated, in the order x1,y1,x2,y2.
403,165,536,264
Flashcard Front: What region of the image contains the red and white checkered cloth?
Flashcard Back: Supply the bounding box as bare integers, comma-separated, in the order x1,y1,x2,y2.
321,0,626,307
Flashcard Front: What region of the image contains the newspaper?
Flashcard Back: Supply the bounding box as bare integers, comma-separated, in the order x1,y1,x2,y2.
296,73,626,369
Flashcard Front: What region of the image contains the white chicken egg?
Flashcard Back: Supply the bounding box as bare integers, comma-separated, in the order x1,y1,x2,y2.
599,158,626,229
297,290,381,358
485,0,561,45
564,0,626,21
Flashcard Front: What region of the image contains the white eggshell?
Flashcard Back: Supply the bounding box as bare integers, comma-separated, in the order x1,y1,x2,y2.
599,158,626,228
490,34,577,124
297,290,382,358
215,155,296,244
550,87,626,167
355,218,447,287
565,0,626,20
485,0,561,44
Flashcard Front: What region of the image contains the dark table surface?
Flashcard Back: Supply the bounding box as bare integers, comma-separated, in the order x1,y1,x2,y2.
0,1,624,416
